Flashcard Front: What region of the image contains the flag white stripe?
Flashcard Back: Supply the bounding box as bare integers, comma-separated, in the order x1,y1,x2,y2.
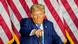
0,26,9,44
37,0,43,4
59,0,78,41
74,30,78,41
25,0,33,9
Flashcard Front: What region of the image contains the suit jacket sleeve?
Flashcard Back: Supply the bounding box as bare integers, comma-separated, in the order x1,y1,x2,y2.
50,22,63,44
20,18,31,37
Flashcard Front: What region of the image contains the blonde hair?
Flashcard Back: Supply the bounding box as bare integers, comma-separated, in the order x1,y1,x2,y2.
30,4,45,13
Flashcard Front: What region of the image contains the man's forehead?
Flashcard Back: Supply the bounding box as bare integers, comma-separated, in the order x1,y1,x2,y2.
31,4,45,13
31,7,43,12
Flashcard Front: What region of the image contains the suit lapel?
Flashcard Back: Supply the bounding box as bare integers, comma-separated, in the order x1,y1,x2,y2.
30,18,38,29
43,19,48,44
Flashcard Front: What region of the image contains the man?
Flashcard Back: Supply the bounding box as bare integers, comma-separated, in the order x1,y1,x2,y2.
20,4,63,44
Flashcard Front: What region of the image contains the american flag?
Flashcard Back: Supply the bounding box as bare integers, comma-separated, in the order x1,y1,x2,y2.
0,0,78,44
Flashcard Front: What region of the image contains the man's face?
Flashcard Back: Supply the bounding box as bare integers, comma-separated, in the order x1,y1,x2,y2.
31,9,45,24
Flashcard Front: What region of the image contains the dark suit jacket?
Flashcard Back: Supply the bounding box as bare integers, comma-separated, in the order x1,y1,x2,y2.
20,18,63,44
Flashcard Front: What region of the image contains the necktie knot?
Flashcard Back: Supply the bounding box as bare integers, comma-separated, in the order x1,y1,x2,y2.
37,24,41,29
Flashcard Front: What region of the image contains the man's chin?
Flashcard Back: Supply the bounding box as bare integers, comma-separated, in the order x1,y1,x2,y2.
35,22,43,24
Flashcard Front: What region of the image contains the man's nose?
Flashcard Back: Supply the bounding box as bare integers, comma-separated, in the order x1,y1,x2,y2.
36,15,40,19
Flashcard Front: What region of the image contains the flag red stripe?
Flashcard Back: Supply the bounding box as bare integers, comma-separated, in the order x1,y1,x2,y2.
44,0,78,43
7,0,22,21
74,0,78,7
45,0,77,41
32,0,38,4
0,37,4,44
64,19,78,43
61,0,78,29
0,15,12,40
19,0,31,18
44,0,66,36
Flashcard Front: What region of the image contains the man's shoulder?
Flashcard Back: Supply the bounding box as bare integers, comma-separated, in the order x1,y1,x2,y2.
21,18,31,21
20,18,53,25
44,19,53,25
20,18,32,24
